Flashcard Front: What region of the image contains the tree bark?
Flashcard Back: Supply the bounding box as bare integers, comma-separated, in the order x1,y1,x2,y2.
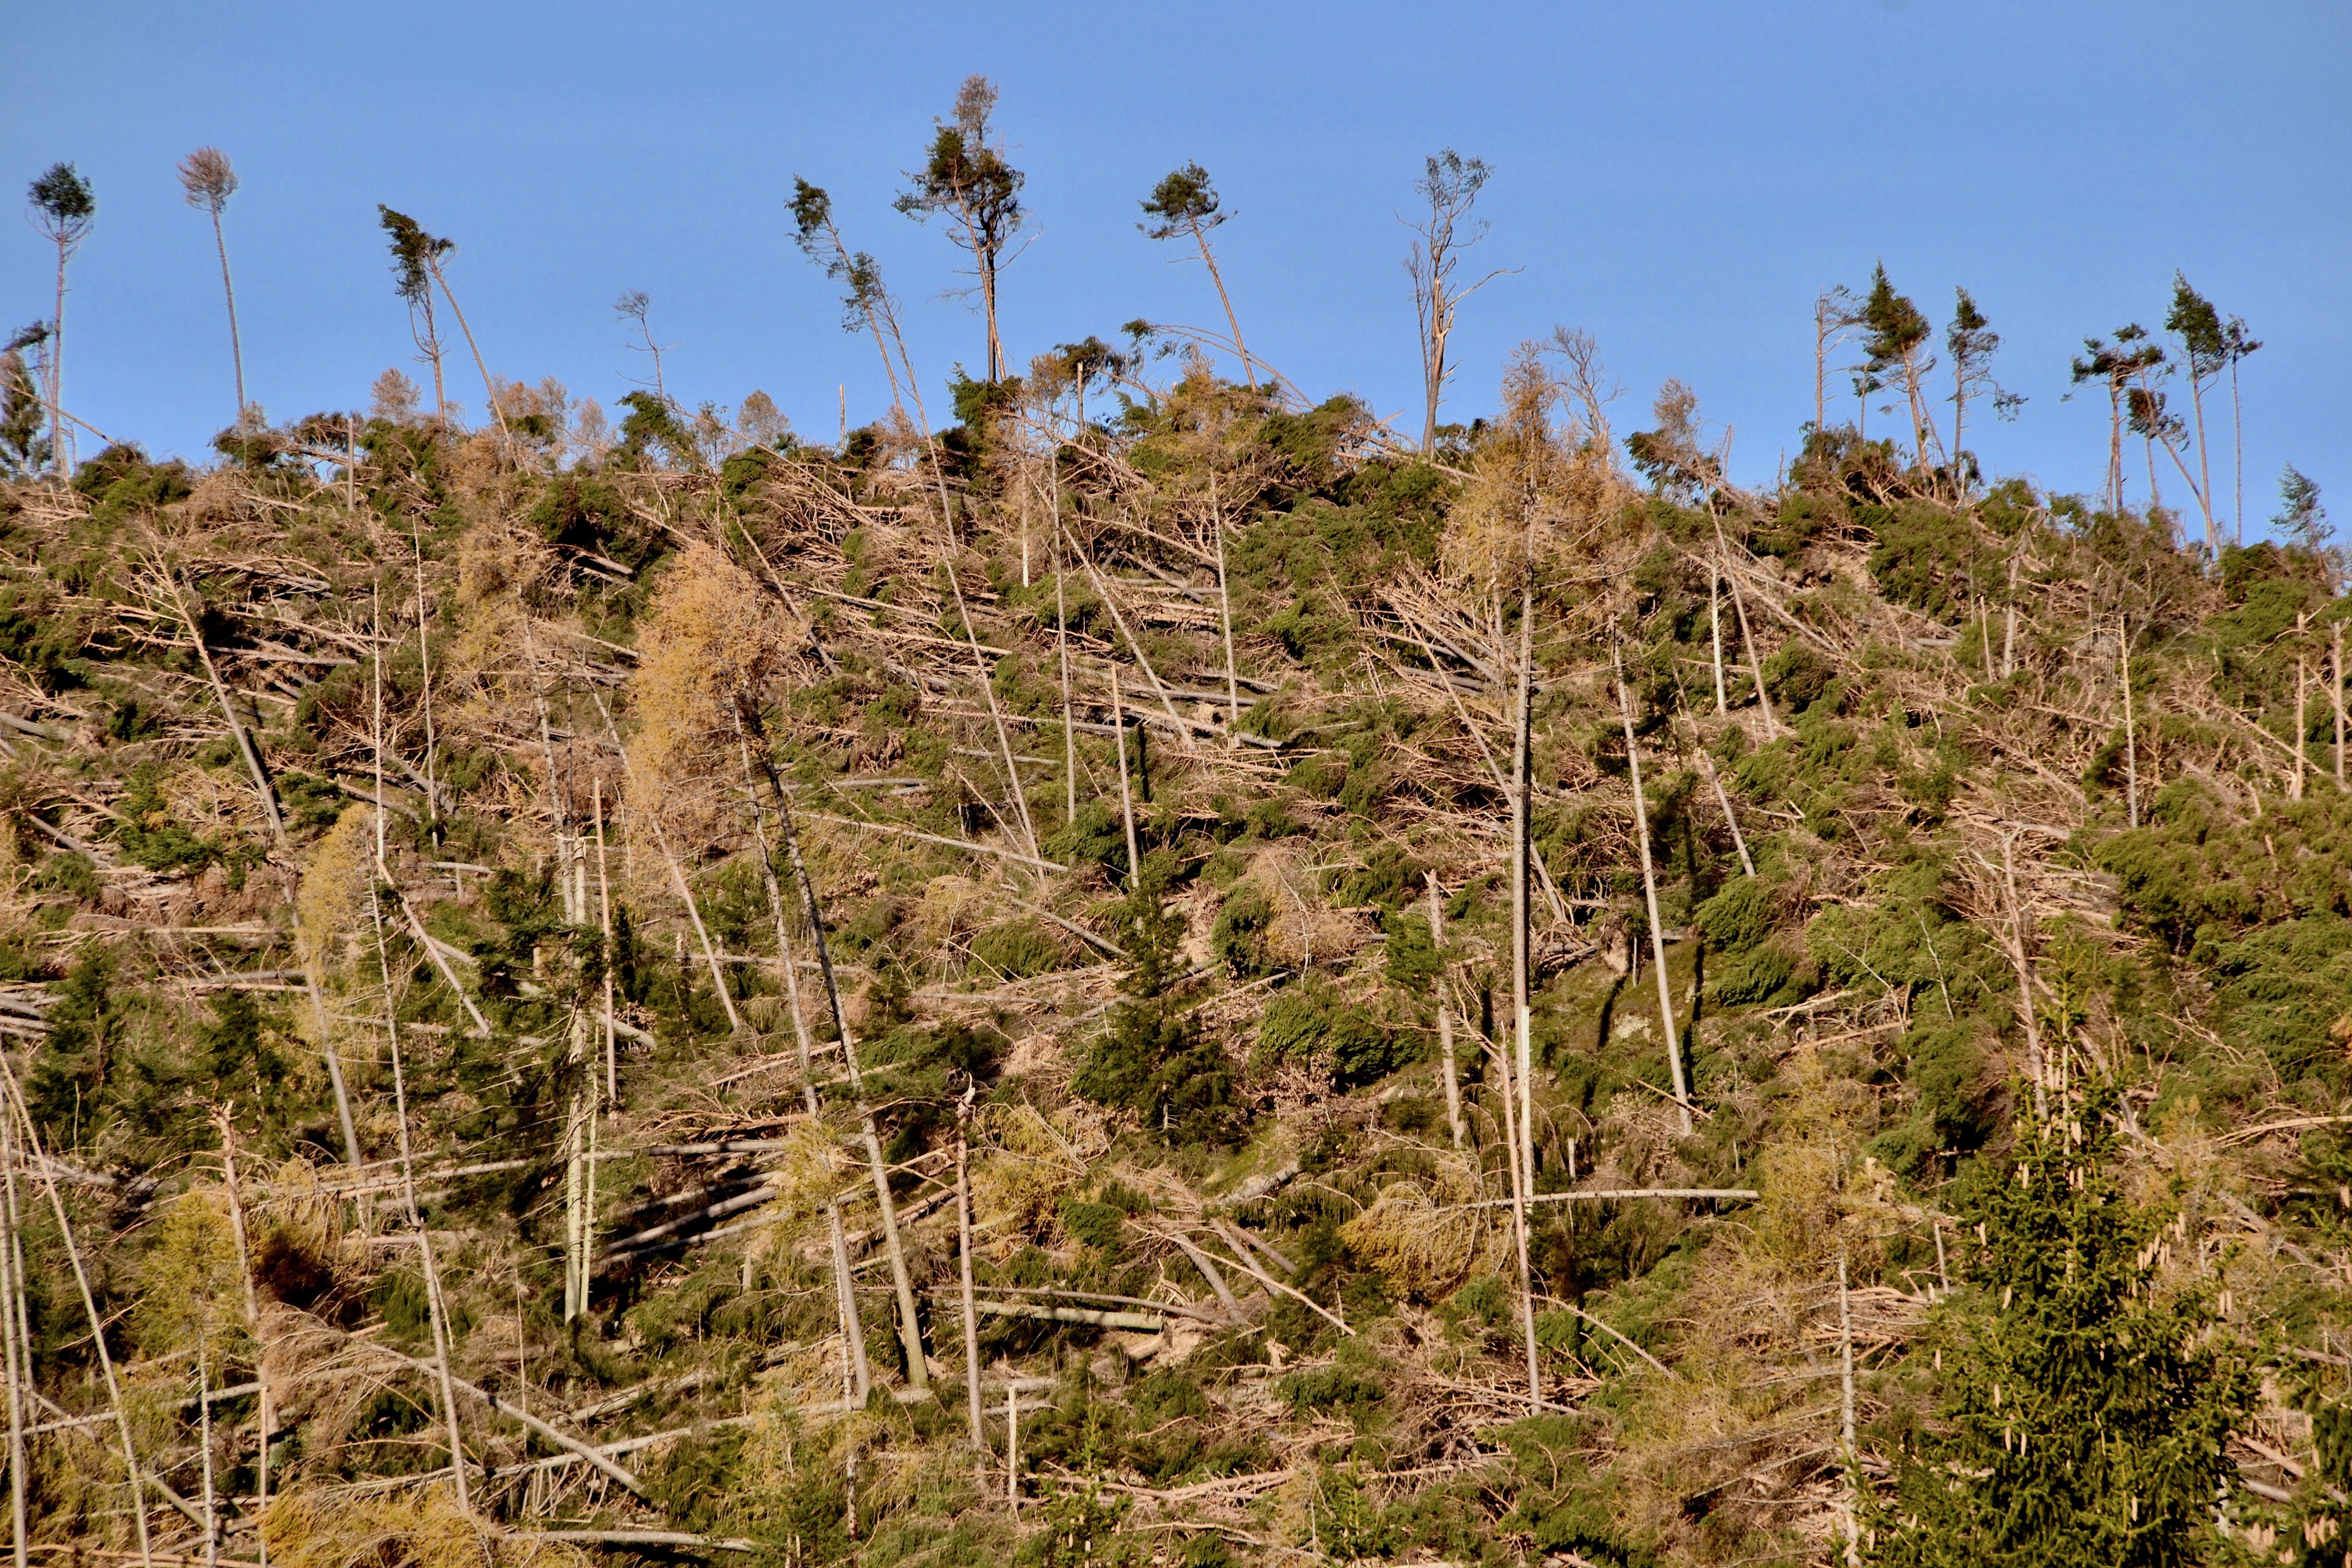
1615,645,1693,1137
1426,875,1464,1150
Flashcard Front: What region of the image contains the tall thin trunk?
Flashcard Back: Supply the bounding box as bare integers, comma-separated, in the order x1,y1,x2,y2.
1708,571,1727,714
743,726,927,1390
594,782,618,1102
426,263,508,439
418,290,446,422
1488,1034,1541,1409
1616,646,1693,1135
2191,371,2217,553
1055,510,1076,824
371,882,470,1509
1,1111,24,1568
1427,876,1463,1151
1211,470,1241,748
1508,585,1542,1407
2106,386,2124,516
2002,553,2020,678
1112,666,1141,888
2120,614,2138,830
0,1067,152,1568
412,525,440,837
2334,621,2345,789
48,236,67,476
2231,357,2246,545
214,1114,270,1566
735,727,870,1400
2293,618,2307,802
1695,743,1755,877
1714,520,1780,739
195,1333,217,1568
956,1097,983,1450
1192,219,1253,390
1999,836,2048,1122
209,209,245,421
1839,1253,1860,1568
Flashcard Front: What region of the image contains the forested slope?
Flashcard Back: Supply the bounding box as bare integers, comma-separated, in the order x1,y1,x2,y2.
0,330,2344,1568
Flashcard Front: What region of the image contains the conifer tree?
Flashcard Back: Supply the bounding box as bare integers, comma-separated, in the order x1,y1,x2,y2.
1869,1080,2251,1568
1406,149,1500,453
896,75,1025,382
1140,162,1254,390
1945,287,2021,498
378,205,451,418
27,163,93,476
1862,263,1937,471
2163,275,2228,552
176,148,246,426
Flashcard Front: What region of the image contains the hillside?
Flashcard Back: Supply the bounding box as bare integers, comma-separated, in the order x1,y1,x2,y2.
0,325,2343,1568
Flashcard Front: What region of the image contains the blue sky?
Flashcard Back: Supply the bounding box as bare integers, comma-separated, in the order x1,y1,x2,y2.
6,1,2345,534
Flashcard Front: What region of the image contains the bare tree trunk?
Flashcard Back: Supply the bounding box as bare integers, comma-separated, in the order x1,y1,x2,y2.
1055,512,1076,823
595,782,618,1103
209,209,245,422
956,1096,983,1450
1,1111,24,1568
1212,470,1241,748
213,1113,270,1566
2231,357,2246,545
412,526,441,835
370,877,471,1511
426,262,508,439
195,1333,217,1568
1997,836,2048,1122
742,726,927,1391
2003,552,2020,679
1708,570,1727,714
2293,614,2308,802
1839,1253,1860,1568
2334,621,2345,789
2120,614,2138,830
1713,519,1780,739
1486,1034,1541,1409
1507,586,1542,1407
1615,645,1693,1136
1112,666,1141,888
735,725,870,1399
1427,876,1463,1151
1193,218,1254,390
48,236,67,476
0,1067,151,1568
1694,742,1755,877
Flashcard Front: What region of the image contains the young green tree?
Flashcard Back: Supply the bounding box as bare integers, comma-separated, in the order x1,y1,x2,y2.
1140,162,1254,390
1869,1081,2251,1568
27,163,93,475
176,147,246,426
1862,263,1938,472
895,75,1025,382
1406,149,1502,454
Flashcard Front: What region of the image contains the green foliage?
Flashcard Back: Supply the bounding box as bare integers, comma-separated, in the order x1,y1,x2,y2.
1256,977,1413,1088
1870,1083,2252,1567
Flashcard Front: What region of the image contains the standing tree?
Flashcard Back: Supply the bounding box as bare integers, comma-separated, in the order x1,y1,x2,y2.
2162,274,2226,552
1814,284,1860,434
2069,326,2164,517
1406,149,1503,454
176,148,247,427
1861,263,1938,473
27,163,94,476
378,206,507,436
1140,162,1255,390
895,75,1026,383
1868,1081,2250,1567
379,206,450,418
1945,287,2021,499
2221,314,2261,543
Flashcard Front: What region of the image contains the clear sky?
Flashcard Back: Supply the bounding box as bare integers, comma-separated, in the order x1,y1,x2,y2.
6,1,2346,535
